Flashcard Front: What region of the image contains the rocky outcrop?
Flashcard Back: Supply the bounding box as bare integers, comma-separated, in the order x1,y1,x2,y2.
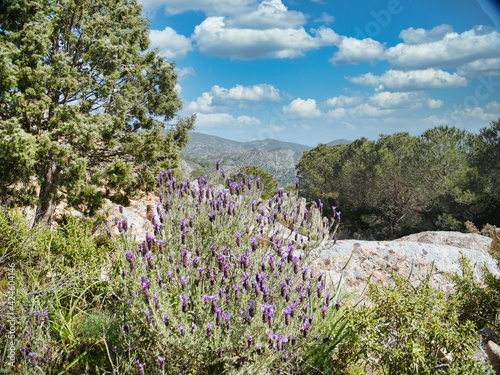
313,232,498,293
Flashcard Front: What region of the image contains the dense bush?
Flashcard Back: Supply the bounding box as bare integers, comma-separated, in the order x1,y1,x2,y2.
0,208,115,374
328,274,492,375
104,169,344,374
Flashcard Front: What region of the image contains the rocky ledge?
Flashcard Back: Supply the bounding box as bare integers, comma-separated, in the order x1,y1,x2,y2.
313,231,498,293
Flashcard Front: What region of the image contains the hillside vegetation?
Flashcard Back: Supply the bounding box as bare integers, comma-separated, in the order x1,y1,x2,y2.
297,122,500,240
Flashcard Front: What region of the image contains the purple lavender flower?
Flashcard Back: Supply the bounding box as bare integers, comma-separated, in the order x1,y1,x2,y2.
322,304,328,319
215,307,223,327
180,276,188,291
232,284,241,300
317,283,323,298
113,346,117,354
284,307,292,326
21,346,26,360
180,294,189,313
163,315,169,327
144,310,151,325
34,311,40,326
336,298,342,311
126,250,135,271
28,352,36,367
248,300,255,317
154,292,160,310
181,249,189,268
223,312,231,330
303,321,310,338
207,321,213,336
145,253,154,270
325,292,331,307
158,357,165,372
137,360,145,375
178,324,185,336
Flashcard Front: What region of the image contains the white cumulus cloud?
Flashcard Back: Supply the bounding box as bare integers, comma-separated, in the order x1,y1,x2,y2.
457,58,500,78
149,27,193,59
399,24,454,45
139,0,257,16
330,37,385,65
186,83,281,113
347,68,468,92
385,25,500,69
211,84,281,103
193,16,339,59
282,98,322,118
226,0,306,30
325,94,365,107
368,91,442,109
195,113,261,128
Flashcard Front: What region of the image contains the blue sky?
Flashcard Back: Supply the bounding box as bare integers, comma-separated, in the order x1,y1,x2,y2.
139,0,500,146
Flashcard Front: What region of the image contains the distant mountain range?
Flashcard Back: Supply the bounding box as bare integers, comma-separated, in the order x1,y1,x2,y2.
180,132,350,185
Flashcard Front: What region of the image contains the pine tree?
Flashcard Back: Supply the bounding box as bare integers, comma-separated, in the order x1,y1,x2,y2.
0,0,194,224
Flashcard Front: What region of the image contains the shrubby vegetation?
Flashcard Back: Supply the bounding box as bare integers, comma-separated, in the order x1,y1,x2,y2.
297,122,500,239
2,165,499,374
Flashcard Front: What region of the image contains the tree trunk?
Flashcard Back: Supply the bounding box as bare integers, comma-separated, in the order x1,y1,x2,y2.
34,162,62,226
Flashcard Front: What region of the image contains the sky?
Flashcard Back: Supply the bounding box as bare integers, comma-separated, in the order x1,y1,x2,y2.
139,0,500,146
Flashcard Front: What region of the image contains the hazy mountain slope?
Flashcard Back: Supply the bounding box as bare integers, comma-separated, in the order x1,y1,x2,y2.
181,132,349,185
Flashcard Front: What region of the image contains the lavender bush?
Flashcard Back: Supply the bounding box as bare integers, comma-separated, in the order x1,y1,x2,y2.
109,167,344,374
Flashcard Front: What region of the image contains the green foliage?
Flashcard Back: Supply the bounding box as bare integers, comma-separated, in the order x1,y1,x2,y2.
451,256,500,337
236,165,278,199
0,0,194,223
297,123,499,240
329,274,492,375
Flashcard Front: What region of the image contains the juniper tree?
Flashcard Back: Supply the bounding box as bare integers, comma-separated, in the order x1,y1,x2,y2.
0,0,194,224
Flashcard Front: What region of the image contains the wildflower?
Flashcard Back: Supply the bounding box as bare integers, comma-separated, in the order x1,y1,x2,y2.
325,292,331,307
321,304,327,320
191,322,197,333
180,276,188,291
158,277,164,288
154,292,160,310
137,360,145,375
247,334,252,348
21,346,26,360
223,312,231,330
248,300,255,317
34,311,40,326
216,307,222,326
144,309,151,325
256,344,262,355
317,283,323,298
158,357,165,372
180,294,189,313
207,321,213,336
126,250,135,271
336,298,342,311
236,231,241,247
145,253,154,270
28,353,36,367
113,346,118,354
303,321,310,338
163,315,169,327
178,324,185,336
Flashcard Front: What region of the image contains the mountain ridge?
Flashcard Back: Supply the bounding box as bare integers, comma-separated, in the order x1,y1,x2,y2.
181,132,350,185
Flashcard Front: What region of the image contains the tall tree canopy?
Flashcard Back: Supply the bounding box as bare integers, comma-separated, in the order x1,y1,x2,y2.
0,0,194,224
296,123,499,239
